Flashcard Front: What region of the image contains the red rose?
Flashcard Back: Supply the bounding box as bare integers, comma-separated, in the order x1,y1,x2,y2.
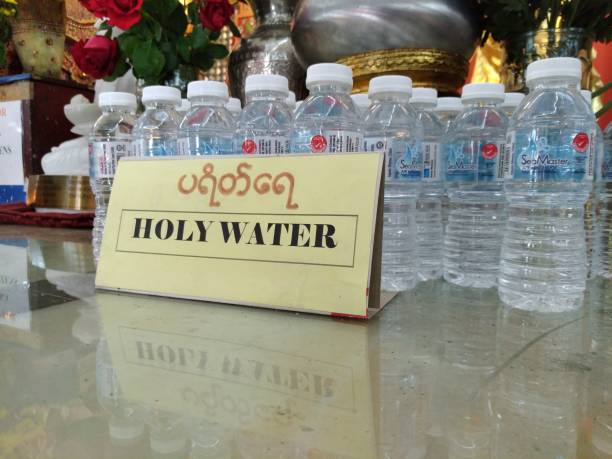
72,36,119,79
199,0,234,32
106,0,143,30
79,0,107,18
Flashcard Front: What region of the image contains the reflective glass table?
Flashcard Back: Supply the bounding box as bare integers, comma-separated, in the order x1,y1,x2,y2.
0,225,611,459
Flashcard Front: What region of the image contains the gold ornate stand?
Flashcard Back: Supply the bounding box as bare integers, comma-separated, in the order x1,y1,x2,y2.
337,48,469,95
27,175,94,211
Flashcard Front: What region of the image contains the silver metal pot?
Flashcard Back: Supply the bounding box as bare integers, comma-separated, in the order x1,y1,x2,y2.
291,0,482,65
228,0,306,103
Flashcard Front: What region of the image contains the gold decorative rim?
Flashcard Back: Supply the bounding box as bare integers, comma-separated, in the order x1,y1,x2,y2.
27,175,95,211
337,48,469,94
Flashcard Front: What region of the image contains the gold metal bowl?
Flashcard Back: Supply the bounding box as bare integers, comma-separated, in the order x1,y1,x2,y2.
26,175,94,211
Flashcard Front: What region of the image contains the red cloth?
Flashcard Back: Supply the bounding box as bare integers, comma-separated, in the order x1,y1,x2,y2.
0,203,93,228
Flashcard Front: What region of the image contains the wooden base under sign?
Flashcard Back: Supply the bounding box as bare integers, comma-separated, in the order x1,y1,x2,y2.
27,175,94,211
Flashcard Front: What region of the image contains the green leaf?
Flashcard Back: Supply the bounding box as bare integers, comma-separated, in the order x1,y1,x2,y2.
131,40,165,80
160,40,179,74
209,30,221,41
205,43,229,59
0,46,6,69
228,20,241,38
177,36,190,62
188,1,200,25
191,50,214,71
164,4,188,37
118,33,141,57
104,54,130,82
190,26,209,50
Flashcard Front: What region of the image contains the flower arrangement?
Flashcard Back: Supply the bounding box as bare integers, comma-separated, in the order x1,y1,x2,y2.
73,0,243,84
478,0,612,64
0,0,17,68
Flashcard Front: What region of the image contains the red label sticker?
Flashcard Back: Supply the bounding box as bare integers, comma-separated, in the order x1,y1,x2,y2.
310,135,327,153
481,143,498,160
242,139,257,154
572,132,589,153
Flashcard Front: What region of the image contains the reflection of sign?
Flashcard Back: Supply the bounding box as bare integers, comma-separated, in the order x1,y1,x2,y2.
0,101,25,203
97,153,388,318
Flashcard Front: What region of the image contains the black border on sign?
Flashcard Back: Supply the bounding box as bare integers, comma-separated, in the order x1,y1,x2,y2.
114,209,360,268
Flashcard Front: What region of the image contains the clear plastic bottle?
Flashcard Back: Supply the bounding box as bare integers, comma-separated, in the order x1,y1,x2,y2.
133,86,182,157
178,81,235,155
295,100,302,113
499,57,597,311
226,97,242,124
434,97,463,133
177,99,191,117
500,92,525,118
434,96,463,231
410,88,445,281
444,83,508,288
580,89,603,279
89,92,137,263
364,75,422,291
291,63,363,153
351,93,370,120
595,121,611,278
235,74,292,155
285,90,296,111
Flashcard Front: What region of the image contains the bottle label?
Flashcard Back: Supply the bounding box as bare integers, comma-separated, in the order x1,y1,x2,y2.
309,131,362,153
505,128,596,182
364,136,422,181
445,140,505,183
242,136,290,155
132,139,177,157
177,138,189,155
422,142,442,181
602,147,612,181
90,141,130,179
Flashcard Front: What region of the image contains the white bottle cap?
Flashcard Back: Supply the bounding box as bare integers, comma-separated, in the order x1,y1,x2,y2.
179,99,191,112
141,86,181,105
99,91,137,109
410,87,438,105
501,92,525,109
525,57,581,83
306,63,353,89
245,74,289,95
187,80,229,101
368,75,412,97
580,89,592,105
435,97,463,113
461,83,505,102
285,91,296,109
351,93,370,110
226,97,242,114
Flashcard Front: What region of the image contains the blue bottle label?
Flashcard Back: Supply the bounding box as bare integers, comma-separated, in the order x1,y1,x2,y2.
445,140,505,183
601,145,612,181
422,142,442,181
364,137,422,181
505,129,596,181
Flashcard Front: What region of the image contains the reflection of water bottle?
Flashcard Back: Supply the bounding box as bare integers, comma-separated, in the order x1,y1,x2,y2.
596,123,612,278
410,88,445,281
434,97,462,133
444,83,508,288
89,92,137,263
499,92,525,118
178,81,235,156
364,75,422,292
133,86,182,157
291,63,363,153
190,419,232,459
96,338,146,454
499,58,597,311
147,410,189,459
235,74,292,155
226,97,242,125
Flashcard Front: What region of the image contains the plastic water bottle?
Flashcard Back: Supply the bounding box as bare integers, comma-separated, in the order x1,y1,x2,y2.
597,122,612,278
133,86,182,157
410,88,444,281
580,89,602,279
177,99,191,117
434,97,463,133
499,57,597,311
178,81,234,155
364,75,422,291
235,74,292,155
295,101,302,113
89,92,137,263
292,63,363,153
444,83,508,288
434,96,463,231
286,90,296,111
500,92,525,118
351,93,370,119
226,97,242,124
